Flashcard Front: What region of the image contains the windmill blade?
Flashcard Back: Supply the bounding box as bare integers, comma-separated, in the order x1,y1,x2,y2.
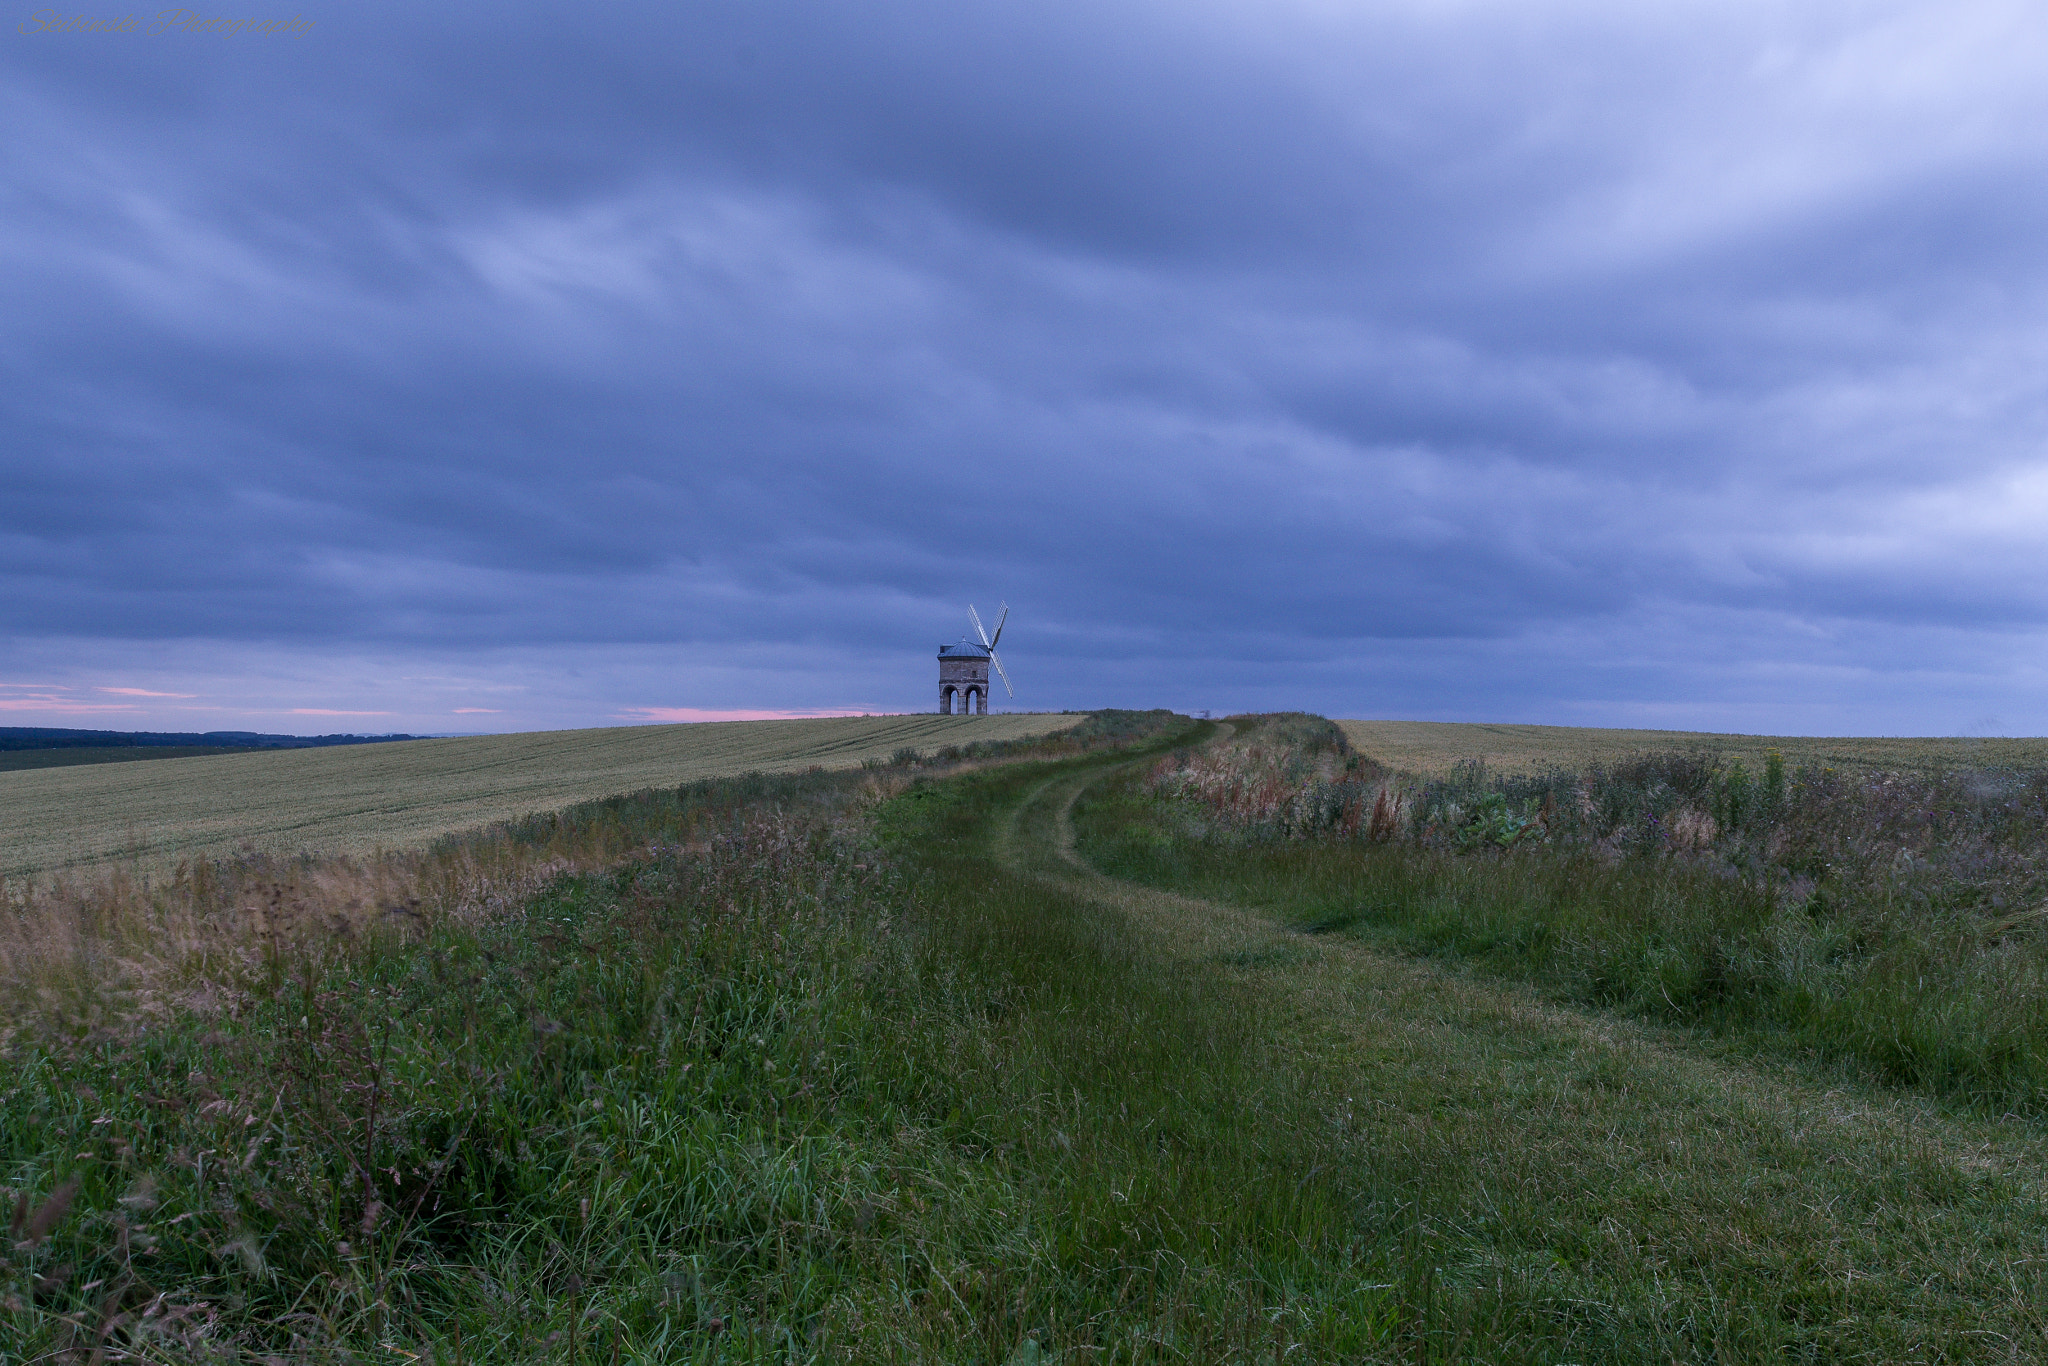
970,603,992,650
989,648,1014,697
990,601,1008,648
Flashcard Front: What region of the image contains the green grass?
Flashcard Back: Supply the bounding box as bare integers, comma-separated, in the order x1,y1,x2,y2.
1063,729,2048,1361
865,729,1414,1360
10,710,2048,1362
1078,766,2048,1107
14,711,1403,1361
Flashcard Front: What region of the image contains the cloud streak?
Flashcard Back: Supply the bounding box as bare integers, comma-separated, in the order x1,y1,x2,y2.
0,693,141,714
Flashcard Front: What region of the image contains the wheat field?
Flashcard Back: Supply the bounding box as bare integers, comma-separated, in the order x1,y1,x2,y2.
0,713,1077,880
1339,718,2048,777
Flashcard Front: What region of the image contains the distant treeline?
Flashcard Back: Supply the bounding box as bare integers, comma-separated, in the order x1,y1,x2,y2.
0,727,424,753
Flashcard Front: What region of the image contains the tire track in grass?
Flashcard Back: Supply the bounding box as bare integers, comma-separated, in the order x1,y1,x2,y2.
990,747,2048,1361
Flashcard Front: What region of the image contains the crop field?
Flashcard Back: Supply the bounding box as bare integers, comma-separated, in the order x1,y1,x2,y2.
0,712,1075,880
1339,717,2048,776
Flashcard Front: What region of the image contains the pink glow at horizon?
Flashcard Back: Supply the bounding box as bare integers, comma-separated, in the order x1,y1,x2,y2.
0,694,143,714
617,706,893,724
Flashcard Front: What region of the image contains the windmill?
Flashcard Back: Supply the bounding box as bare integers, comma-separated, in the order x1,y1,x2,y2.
938,602,1013,714
970,602,1013,699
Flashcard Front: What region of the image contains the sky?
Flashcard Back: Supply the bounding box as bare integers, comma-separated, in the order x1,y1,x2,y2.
5,0,2048,736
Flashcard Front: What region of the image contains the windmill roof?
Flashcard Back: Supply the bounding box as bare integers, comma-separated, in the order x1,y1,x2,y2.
938,639,991,658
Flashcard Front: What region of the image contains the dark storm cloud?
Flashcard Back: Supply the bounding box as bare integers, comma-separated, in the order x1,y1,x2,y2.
5,0,2048,728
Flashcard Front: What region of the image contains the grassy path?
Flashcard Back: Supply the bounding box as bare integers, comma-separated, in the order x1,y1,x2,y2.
995,745,2048,1361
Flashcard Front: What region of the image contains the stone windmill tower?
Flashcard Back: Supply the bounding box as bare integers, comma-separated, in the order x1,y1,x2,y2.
938,603,1013,714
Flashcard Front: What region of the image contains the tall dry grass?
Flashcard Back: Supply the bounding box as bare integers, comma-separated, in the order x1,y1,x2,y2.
1150,713,1388,838
0,773,910,1055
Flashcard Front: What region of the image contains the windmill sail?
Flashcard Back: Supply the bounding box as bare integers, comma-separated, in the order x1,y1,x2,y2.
970,602,1015,697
